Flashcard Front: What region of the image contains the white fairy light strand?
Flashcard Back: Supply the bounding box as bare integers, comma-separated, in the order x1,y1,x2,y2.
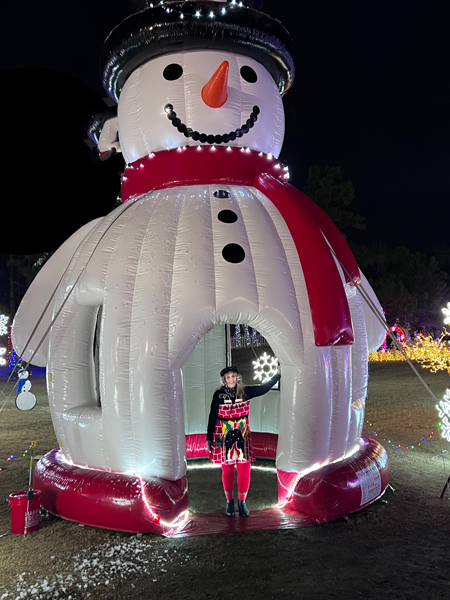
147,1,248,21
124,148,289,181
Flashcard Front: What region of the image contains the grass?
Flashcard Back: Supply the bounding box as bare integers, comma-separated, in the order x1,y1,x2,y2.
0,362,450,599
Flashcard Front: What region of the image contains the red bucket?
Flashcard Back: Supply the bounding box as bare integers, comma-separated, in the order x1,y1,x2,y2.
9,490,41,534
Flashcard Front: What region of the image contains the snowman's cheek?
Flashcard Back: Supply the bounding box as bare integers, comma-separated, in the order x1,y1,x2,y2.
245,123,284,157
117,99,173,160
117,64,187,161
244,100,285,156
241,80,283,112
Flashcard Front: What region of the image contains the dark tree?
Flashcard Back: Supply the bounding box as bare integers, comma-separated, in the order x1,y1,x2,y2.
5,254,54,314
302,165,365,237
362,242,450,331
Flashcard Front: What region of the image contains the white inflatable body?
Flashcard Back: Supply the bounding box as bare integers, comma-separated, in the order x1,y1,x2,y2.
13,41,388,532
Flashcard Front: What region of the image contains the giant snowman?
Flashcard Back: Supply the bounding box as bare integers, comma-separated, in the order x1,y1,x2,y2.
12,0,389,533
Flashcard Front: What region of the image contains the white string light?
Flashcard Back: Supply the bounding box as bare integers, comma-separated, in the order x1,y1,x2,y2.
0,315,8,336
145,1,252,22
122,147,290,183
437,390,450,442
442,302,450,325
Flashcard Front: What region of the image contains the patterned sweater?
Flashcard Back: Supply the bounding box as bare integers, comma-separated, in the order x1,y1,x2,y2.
206,373,281,463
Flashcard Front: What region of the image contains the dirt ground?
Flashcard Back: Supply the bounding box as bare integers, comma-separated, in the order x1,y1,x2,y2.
1,362,450,600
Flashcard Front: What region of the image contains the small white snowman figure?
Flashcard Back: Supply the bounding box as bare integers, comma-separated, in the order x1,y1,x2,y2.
16,368,36,411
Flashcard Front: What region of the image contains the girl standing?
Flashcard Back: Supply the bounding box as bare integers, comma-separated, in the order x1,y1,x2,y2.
207,365,280,516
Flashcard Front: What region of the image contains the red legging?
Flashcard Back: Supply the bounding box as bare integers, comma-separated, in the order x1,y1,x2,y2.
221,461,251,500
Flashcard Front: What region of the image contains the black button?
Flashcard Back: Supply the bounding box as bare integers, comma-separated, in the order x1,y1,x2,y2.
222,244,245,263
218,210,238,223
213,190,231,199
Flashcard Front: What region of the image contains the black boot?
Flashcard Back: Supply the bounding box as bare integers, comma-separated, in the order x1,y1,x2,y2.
238,499,249,517
226,499,235,516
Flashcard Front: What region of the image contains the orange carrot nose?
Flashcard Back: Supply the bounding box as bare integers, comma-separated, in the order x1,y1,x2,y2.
201,61,229,108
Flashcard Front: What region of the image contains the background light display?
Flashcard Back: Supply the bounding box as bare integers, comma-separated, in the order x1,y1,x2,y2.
252,351,279,383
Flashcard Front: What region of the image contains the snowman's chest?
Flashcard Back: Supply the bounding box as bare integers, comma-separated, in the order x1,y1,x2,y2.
78,180,303,355
95,181,297,340
140,182,282,275
69,175,313,377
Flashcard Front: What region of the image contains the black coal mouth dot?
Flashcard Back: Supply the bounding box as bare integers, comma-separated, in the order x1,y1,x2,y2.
164,104,260,144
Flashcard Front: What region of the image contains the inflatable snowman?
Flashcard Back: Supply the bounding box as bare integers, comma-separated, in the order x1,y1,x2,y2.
12,1,389,533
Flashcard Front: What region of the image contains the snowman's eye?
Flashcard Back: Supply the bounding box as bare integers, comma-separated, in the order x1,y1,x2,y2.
163,64,183,81
240,66,257,83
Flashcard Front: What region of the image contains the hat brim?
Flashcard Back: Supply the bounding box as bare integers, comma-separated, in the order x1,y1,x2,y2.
220,366,239,377
101,1,295,102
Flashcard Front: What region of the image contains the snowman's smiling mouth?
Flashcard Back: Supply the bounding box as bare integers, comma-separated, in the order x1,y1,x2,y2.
164,104,260,145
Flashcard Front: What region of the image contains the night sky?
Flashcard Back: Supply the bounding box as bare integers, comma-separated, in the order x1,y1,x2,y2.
1,0,449,254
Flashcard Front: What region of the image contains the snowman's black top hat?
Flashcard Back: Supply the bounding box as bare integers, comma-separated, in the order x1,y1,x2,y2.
101,1,295,102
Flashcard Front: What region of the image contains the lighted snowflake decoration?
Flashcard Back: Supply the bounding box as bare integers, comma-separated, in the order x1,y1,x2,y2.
253,352,279,383
442,303,450,325
0,347,5,366
0,315,8,336
436,389,450,442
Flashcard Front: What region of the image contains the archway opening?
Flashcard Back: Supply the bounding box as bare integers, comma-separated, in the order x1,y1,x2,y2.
182,324,280,515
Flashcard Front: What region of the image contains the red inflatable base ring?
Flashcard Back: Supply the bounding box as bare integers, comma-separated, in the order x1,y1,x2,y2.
33,449,189,535
34,439,388,535
278,437,390,523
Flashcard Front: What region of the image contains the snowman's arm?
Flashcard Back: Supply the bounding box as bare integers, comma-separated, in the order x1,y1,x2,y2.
98,116,121,157
87,111,120,159
12,218,102,366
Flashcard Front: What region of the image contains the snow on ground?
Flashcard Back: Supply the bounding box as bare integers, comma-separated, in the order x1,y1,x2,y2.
0,536,188,599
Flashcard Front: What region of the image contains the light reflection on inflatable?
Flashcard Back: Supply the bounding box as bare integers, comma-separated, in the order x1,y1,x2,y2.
136,474,190,530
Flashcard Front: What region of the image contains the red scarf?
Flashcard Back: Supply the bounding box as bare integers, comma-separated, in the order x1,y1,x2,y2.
121,146,288,201
121,146,359,347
